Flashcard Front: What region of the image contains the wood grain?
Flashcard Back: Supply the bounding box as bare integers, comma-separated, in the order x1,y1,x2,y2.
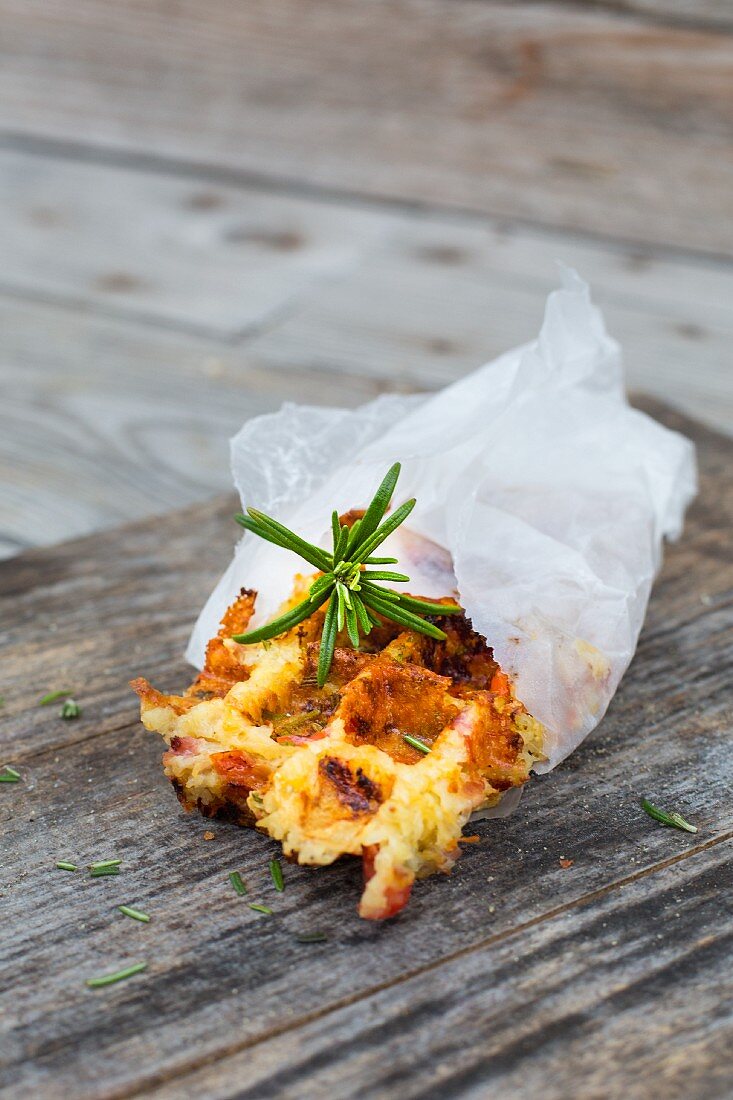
0,400,730,1099
1,2,732,254
247,213,733,428
578,0,733,30
0,296,382,558
0,148,398,338
2,147,732,561
141,839,733,1100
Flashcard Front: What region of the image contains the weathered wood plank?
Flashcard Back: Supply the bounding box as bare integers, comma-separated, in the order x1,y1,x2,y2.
0,148,397,337
0,296,382,557
2,150,732,560
5,146,732,362
0,2,731,254
143,839,733,1100
0,402,730,1098
247,216,733,433
0,497,234,758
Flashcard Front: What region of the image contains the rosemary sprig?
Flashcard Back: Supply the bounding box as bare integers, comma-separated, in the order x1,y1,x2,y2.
232,463,462,685
641,798,698,834
86,962,146,988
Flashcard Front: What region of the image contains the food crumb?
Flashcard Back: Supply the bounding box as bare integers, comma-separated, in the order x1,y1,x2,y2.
559,858,574,868
203,831,216,841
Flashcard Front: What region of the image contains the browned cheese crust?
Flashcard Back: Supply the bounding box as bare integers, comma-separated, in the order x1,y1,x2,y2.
133,577,544,919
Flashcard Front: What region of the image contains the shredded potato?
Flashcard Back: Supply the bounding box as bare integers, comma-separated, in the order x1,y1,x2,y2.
132,577,544,919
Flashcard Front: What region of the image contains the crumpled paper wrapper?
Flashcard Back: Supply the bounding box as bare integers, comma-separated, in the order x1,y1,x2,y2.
187,269,697,772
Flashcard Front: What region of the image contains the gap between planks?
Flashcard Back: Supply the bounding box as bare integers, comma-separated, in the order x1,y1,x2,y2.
483,0,733,35
0,276,299,346
104,830,733,1100
2,130,733,273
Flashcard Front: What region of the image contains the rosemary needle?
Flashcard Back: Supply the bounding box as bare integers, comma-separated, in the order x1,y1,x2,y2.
56,861,78,872
86,962,146,989
403,734,431,755
641,798,698,834
118,905,150,923
0,766,21,782
39,689,72,705
249,903,273,916
269,858,285,892
229,871,247,896
296,932,328,943
90,860,122,878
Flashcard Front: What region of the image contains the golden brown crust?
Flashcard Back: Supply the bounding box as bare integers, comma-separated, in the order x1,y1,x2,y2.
187,588,257,698
133,577,545,919
130,677,199,715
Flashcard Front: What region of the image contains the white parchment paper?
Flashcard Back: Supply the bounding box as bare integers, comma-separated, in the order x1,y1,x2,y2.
187,270,697,771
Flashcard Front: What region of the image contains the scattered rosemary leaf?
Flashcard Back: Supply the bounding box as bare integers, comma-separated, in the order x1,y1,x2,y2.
0,766,21,783
641,798,698,834
229,871,247,896
91,868,120,878
56,861,78,872
296,932,328,943
85,962,146,989
61,698,81,720
269,858,285,892
249,903,273,915
89,860,122,872
119,905,150,923
403,733,431,755
39,689,73,706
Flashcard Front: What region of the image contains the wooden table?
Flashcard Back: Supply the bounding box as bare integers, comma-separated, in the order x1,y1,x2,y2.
1,0,732,559
1,3,732,1097
1,400,731,1099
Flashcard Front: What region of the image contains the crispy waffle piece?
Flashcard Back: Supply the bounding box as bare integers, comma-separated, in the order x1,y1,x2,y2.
132,577,544,919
